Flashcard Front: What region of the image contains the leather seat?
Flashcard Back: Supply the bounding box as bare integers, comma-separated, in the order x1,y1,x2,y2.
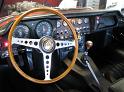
109,78,124,92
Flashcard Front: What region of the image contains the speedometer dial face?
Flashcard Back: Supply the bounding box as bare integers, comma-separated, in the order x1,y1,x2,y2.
36,21,52,38
13,25,30,38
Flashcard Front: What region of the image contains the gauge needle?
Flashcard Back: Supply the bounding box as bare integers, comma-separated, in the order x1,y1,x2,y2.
19,30,22,36
43,26,45,32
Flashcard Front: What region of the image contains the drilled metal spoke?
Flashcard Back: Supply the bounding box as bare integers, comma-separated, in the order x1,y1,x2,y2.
55,40,75,50
12,37,40,49
43,53,52,80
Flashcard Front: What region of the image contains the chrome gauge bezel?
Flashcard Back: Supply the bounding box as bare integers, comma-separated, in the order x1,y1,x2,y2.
35,20,53,38
12,24,30,38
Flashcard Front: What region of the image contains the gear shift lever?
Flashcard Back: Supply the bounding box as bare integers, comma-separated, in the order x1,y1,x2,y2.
83,41,93,61
84,41,100,85
86,41,93,50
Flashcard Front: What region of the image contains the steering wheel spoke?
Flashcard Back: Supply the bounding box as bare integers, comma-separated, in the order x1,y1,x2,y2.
43,53,52,80
12,37,40,49
55,40,75,50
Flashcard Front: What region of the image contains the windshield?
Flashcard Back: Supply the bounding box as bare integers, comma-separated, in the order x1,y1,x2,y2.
0,0,123,17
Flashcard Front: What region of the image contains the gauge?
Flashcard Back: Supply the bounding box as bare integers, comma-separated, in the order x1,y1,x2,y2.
83,18,89,24
57,20,61,28
77,18,83,24
71,19,76,25
36,21,52,38
13,25,30,38
63,21,67,26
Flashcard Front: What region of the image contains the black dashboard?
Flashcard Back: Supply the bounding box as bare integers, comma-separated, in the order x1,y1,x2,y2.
0,9,123,61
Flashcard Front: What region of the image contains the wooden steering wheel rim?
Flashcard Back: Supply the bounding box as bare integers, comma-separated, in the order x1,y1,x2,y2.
8,7,78,84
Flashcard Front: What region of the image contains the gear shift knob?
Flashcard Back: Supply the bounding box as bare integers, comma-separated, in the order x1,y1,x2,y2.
86,41,93,50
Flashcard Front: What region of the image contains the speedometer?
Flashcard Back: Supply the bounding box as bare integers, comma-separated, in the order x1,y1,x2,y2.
13,25,30,38
36,21,52,38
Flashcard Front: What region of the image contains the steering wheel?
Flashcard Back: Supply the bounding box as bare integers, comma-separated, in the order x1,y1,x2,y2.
8,7,78,84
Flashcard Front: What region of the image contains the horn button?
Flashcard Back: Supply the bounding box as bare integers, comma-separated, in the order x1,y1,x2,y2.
40,37,55,53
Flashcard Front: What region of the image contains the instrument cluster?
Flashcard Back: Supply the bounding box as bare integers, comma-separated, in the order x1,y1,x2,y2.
10,17,90,40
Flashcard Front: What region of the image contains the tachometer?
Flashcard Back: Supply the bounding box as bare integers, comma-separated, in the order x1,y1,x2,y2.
13,25,30,38
36,21,52,38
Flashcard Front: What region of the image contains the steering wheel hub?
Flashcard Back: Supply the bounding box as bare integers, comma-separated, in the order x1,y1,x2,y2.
40,36,55,53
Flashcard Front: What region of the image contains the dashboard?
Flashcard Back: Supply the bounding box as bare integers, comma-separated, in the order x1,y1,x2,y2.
0,9,122,60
